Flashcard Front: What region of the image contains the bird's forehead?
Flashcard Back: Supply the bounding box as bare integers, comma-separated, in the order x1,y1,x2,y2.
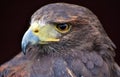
31,3,89,24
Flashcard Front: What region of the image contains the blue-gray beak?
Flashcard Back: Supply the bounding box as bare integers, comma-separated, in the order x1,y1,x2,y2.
21,29,39,54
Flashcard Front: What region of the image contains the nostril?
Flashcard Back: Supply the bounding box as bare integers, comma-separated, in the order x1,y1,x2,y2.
34,29,39,33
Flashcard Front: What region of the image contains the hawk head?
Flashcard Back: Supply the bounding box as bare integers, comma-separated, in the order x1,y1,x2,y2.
21,3,115,56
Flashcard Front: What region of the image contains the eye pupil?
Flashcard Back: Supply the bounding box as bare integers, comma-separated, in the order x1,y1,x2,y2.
57,24,68,30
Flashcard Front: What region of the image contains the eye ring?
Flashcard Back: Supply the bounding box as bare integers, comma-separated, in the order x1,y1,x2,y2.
55,23,71,33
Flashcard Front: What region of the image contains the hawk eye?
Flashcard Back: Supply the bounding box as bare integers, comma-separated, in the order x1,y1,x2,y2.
55,23,71,33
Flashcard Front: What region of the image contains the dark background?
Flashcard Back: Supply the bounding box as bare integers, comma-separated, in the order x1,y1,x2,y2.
0,0,120,65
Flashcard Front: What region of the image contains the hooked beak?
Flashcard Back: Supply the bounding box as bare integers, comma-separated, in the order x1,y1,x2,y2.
21,22,60,55
21,29,39,54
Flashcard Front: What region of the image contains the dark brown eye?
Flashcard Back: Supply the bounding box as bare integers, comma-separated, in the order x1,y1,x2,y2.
55,23,71,33
57,24,68,30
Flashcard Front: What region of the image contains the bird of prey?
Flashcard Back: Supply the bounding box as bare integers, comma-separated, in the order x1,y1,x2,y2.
0,3,120,77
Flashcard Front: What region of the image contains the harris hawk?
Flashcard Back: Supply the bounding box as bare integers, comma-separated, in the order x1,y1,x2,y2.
0,3,120,77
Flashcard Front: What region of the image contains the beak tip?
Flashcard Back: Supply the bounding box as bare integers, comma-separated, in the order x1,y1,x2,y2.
21,43,27,55
22,51,26,55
